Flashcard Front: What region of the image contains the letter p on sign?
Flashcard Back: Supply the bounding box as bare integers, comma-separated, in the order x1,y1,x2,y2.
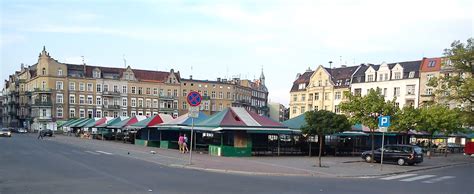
379,116,391,128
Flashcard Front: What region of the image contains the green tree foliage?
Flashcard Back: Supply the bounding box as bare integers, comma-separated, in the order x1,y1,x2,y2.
429,38,474,126
339,89,398,162
391,106,421,144
302,110,350,167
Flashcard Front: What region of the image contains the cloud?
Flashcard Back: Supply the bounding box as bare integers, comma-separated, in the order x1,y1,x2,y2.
0,34,27,47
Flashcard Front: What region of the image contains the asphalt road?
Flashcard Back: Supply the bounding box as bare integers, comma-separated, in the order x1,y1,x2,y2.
0,134,472,194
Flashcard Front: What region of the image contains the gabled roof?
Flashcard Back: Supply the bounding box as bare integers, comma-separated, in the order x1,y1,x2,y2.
157,112,209,126
282,113,306,129
324,66,359,88
290,71,313,92
97,116,128,128
196,107,284,128
130,114,174,129
108,115,147,128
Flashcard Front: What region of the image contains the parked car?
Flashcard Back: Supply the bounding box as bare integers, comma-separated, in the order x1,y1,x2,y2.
361,144,423,166
18,128,28,133
0,128,12,137
465,142,474,155
40,129,53,137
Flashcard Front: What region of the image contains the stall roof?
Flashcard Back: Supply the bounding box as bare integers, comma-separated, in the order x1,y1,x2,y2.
154,112,209,127
108,115,146,129
129,114,173,129
282,114,306,129
196,107,285,128
69,118,93,128
97,116,128,128
58,119,78,128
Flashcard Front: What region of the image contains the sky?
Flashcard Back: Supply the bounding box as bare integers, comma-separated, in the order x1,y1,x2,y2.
1,0,472,106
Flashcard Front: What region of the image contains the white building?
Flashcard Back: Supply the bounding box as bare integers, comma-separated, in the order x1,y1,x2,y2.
350,60,422,109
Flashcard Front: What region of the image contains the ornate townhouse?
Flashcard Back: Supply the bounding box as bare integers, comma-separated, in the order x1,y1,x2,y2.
419,57,442,106
1,47,270,130
351,60,421,109
289,65,358,119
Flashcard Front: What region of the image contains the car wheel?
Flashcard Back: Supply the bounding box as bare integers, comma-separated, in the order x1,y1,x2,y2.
365,155,372,163
397,158,405,166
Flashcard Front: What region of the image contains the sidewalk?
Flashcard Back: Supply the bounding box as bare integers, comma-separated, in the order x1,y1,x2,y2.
50,135,474,177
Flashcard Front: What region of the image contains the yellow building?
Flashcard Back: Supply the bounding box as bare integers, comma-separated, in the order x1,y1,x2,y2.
289,65,358,119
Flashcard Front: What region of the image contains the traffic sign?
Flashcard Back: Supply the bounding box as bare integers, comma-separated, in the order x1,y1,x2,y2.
378,116,391,128
187,91,202,107
188,106,199,118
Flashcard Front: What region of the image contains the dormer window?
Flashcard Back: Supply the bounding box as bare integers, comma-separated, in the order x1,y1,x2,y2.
428,60,436,67
394,72,401,79
408,71,415,78
367,75,374,82
298,83,306,90
58,69,63,76
93,70,101,78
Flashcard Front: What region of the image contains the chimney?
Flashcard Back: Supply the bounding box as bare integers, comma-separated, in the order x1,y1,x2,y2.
217,77,221,82
189,75,193,80
341,65,347,68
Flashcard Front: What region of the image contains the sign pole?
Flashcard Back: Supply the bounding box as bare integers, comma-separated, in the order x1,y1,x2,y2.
189,117,194,165
380,131,385,171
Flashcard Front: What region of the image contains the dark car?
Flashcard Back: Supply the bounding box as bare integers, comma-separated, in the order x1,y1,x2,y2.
361,144,423,166
40,129,53,137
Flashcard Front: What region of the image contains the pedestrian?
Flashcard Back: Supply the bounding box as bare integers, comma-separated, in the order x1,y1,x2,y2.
183,134,189,153
37,129,43,140
178,134,184,153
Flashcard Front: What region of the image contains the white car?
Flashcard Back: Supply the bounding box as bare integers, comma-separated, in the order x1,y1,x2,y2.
0,128,12,137
17,128,27,133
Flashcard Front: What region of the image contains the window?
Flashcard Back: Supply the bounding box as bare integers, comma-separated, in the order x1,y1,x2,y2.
87,95,93,105
426,74,434,81
96,84,102,92
131,98,136,107
173,101,178,109
131,86,136,94
42,81,47,89
113,85,118,93
379,74,383,81
96,96,102,105
56,94,63,103
146,88,151,95
204,101,209,110
103,98,108,106
182,89,187,97
428,60,436,67
69,82,75,90
408,71,415,78
122,86,127,94
335,105,340,113
426,88,433,95
79,109,85,118
79,95,85,104
79,83,85,91
211,91,216,99
56,81,63,90
152,88,157,95
138,98,143,107
146,99,151,108
315,93,319,100
367,75,374,82
406,85,415,95
301,94,306,101
335,92,341,100
314,106,318,111
88,110,93,118
153,99,158,108
70,109,76,118
87,83,93,92
298,83,306,89
383,88,387,97
93,70,100,78
394,87,400,97
121,111,127,117
42,68,46,75
104,111,109,117
131,111,136,117
58,69,63,76
69,95,76,104
122,98,127,107
138,87,143,95
57,107,63,118
42,94,47,102
227,92,231,99
394,72,401,79
182,102,187,110
301,106,305,113
173,89,178,97
96,110,102,118
103,84,109,92
318,80,322,86
292,106,297,114
159,89,164,96
324,92,329,100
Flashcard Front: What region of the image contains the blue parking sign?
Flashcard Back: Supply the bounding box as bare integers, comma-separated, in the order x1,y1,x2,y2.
378,116,391,128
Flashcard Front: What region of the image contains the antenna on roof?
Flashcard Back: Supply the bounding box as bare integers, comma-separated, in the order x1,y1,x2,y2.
123,54,127,68
81,56,85,65
339,56,342,66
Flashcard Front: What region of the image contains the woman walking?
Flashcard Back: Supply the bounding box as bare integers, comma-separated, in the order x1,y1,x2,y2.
178,134,185,153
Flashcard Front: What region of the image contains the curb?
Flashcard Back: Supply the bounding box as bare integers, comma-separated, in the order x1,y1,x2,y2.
345,162,473,178
168,164,321,177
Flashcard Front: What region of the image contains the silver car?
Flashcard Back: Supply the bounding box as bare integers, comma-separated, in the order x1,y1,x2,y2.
0,128,12,137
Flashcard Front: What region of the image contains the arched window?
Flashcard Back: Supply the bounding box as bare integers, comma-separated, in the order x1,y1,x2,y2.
42,68,46,75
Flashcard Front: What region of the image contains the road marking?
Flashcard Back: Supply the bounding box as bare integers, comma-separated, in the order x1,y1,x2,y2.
400,175,436,182
381,174,418,180
96,151,113,155
85,150,101,155
422,176,455,184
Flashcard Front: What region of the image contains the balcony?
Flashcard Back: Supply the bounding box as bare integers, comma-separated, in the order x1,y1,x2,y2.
33,88,52,93
159,95,178,100
36,116,52,121
31,100,52,107
103,105,121,110
103,91,121,96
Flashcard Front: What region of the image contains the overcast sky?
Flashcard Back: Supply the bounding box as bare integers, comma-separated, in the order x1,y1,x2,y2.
1,0,472,106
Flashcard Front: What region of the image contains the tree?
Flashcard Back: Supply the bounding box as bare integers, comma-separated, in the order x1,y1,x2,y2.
417,104,463,157
339,89,398,163
390,106,421,144
302,110,350,167
429,38,474,126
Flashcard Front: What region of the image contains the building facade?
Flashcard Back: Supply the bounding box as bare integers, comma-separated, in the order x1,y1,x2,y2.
1,47,270,130
289,65,357,119
419,57,442,106
268,102,285,122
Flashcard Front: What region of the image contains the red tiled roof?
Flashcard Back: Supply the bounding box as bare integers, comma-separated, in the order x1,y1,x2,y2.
420,57,442,72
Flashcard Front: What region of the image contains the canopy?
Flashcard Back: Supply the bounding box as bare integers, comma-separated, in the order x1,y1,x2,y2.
107,115,146,129
154,112,209,127
58,119,78,128
128,114,173,129
96,116,127,128
69,118,93,128
282,114,306,129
